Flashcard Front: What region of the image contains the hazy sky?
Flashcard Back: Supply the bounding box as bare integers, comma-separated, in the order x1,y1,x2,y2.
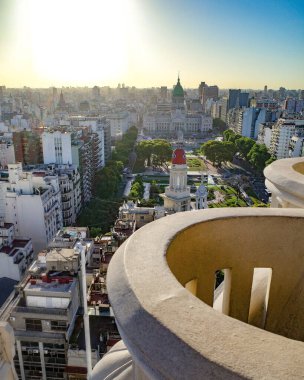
0,0,303,89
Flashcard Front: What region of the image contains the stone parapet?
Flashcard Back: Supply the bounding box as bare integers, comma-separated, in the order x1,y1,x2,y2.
264,157,304,208
92,208,304,379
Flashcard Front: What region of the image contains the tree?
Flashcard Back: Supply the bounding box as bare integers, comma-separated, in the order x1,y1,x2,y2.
223,129,242,143
201,140,236,167
136,140,154,166
112,126,138,163
152,140,172,167
265,155,276,167
136,139,172,168
247,144,271,171
235,137,256,158
212,118,227,134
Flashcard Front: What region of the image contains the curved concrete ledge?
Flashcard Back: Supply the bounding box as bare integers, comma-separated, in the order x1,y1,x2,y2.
91,340,133,380
94,208,304,379
264,157,304,207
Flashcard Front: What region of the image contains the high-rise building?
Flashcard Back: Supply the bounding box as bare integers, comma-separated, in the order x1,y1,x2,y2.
160,86,168,101
269,118,304,159
0,163,63,252
92,86,100,100
42,131,73,165
202,85,219,106
30,165,82,227
198,82,206,99
9,248,82,380
13,131,42,165
228,89,249,109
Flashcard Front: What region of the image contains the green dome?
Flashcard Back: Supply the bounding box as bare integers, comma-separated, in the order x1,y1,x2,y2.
172,77,184,97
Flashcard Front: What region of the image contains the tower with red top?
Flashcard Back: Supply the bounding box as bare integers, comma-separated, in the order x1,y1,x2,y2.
164,147,191,212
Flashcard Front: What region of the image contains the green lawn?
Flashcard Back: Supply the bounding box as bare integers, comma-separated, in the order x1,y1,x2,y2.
187,157,207,171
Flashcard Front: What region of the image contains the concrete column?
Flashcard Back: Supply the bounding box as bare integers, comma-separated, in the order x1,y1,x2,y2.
38,342,47,380
229,267,254,323
196,271,215,307
16,340,26,380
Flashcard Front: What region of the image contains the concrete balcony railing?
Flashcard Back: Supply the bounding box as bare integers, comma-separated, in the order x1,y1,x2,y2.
264,157,304,208
92,208,304,379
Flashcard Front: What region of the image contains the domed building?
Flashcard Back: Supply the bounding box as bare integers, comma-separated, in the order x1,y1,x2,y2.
163,147,191,212
143,75,213,138
172,75,185,109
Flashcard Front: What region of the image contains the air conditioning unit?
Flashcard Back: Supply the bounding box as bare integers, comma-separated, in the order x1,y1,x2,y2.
33,349,39,354
44,350,49,354
9,316,15,321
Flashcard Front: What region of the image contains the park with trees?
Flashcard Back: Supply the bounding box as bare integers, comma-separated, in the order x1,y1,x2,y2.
201,129,275,172
77,127,138,237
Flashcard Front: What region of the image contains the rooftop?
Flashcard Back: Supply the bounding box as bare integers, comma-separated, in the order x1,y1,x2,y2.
25,276,75,294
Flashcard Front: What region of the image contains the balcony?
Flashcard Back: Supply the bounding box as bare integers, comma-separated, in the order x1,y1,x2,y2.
92,208,304,379
264,157,304,208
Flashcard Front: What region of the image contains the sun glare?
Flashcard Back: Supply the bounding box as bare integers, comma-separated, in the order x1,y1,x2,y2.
23,0,135,85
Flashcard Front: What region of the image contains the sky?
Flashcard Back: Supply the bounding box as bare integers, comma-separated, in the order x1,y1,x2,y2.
0,0,303,89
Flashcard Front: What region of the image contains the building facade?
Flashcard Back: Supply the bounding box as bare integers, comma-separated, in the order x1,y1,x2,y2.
0,164,63,252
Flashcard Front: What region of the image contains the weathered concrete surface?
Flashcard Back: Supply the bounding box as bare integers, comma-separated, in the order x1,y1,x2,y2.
93,208,304,379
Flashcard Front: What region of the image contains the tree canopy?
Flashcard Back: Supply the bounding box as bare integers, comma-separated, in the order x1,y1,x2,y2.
247,144,271,171
235,137,256,158
212,118,227,134
112,126,138,163
201,140,236,167
136,139,172,167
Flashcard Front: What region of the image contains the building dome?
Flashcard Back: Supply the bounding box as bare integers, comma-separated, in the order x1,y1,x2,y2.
172,148,186,165
172,77,184,98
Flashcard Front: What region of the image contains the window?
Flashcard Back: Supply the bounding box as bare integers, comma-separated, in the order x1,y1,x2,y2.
25,319,42,331
50,320,67,331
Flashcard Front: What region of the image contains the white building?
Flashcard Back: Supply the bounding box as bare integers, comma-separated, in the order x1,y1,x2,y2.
107,112,130,138
257,122,274,148
163,148,191,212
269,118,304,159
227,107,267,139
143,109,212,137
10,115,30,131
31,164,82,227
42,131,73,164
0,221,33,281
0,163,63,253
289,136,304,158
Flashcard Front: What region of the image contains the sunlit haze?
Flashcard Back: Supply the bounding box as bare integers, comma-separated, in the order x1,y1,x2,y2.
0,0,304,88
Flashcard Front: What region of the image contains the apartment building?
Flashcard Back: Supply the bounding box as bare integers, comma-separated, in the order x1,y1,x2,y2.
28,165,82,227
9,248,81,380
42,132,73,165
269,118,304,159
13,131,42,165
0,222,33,281
0,164,63,253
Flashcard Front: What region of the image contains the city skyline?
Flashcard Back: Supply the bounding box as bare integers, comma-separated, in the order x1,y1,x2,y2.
0,0,304,89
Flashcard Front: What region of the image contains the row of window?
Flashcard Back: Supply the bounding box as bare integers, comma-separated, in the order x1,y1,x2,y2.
25,319,67,332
